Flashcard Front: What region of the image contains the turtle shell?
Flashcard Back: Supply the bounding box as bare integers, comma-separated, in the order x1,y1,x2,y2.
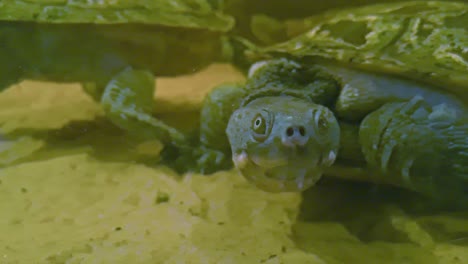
257,1,468,100
0,0,234,31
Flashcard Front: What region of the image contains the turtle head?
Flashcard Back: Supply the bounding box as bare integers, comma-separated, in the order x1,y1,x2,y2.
226,96,340,192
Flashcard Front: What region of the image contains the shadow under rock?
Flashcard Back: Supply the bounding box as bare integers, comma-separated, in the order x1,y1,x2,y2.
4,110,202,168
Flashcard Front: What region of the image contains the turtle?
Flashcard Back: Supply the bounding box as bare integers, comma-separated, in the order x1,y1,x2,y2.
0,0,235,151
166,1,468,206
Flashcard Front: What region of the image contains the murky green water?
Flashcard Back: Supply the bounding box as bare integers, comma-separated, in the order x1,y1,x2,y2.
0,1,467,263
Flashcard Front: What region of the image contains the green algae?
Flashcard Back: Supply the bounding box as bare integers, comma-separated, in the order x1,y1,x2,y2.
0,64,466,263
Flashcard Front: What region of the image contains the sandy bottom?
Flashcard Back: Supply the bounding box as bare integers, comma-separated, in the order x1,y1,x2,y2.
0,64,466,263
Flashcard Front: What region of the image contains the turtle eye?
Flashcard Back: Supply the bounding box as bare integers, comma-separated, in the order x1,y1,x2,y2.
251,110,272,142
253,115,267,134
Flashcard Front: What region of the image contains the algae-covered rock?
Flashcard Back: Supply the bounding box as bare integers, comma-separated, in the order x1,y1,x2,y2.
0,68,315,262
0,154,307,263
434,244,468,264
293,221,438,264
0,82,102,133
0,62,467,263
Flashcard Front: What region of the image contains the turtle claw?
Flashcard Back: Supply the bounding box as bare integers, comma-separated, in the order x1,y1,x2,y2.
400,96,425,114
360,98,468,199
380,140,397,174
360,98,431,179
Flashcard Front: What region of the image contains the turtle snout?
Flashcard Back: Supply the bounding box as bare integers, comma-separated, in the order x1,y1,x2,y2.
282,125,309,147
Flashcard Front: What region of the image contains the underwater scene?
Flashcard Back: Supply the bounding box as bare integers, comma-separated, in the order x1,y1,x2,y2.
0,0,468,263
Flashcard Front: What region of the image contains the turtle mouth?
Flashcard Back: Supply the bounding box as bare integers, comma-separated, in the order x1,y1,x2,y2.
233,152,323,192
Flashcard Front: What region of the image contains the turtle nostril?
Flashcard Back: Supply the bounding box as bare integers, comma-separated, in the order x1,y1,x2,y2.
286,127,295,137
298,126,306,136
285,126,307,138
283,126,309,147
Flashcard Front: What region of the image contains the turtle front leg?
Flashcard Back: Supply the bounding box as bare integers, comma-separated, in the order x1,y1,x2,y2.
359,96,468,204
198,83,247,173
166,83,246,174
95,67,186,147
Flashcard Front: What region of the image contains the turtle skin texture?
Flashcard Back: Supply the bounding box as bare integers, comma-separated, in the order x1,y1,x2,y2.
167,1,468,208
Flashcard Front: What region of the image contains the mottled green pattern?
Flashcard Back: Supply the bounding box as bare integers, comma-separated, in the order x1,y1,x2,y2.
0,0,233,30
175,2,468,206
260,1,468,97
